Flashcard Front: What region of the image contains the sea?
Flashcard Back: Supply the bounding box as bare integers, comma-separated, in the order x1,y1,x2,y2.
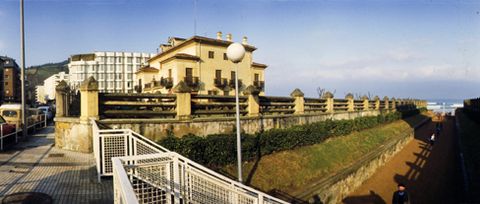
425,99,464,115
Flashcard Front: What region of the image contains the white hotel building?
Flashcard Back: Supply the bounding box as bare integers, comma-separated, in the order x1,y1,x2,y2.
68,52,155,93
36,71,70,103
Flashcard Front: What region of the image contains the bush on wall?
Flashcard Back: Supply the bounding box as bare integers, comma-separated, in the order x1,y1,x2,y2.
158,109,421,166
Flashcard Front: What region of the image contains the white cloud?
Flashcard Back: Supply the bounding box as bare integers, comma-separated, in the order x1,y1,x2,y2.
296,63,479,83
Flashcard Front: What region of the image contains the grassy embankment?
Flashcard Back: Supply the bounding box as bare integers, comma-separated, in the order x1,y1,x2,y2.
222,113,429,194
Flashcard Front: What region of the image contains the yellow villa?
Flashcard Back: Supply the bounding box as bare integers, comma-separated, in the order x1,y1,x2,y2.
136,32,267,95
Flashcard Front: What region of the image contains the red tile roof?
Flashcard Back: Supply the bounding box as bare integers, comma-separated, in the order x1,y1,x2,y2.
149,35,257,62
252,62,268,68
136,66,159,74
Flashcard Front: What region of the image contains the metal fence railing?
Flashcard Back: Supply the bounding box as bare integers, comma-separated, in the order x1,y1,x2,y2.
92,119,288,204
0,113,48,151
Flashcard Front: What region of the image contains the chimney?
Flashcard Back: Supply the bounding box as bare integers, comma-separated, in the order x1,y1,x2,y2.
242,36,248,45
226,33,232,42
216,31,223,40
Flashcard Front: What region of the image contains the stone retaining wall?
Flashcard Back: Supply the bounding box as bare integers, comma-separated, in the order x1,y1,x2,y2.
54,117,92,153
100,110,384,141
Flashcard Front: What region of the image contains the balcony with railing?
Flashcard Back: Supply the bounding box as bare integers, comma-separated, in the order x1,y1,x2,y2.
152,80,162,88
253,80,265,91
143,83,152,92
184,76,200,91
214,78,228,88
161,77,174,89
229,78,243,88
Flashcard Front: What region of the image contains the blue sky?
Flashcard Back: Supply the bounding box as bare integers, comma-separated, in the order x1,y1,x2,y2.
0,0,479,99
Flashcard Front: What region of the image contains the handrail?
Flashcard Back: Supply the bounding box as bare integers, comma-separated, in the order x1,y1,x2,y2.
1,113,47,151
113,153,288,204
92,119,287,203
112,158,139,204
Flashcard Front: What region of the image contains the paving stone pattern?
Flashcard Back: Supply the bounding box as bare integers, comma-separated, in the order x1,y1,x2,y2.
0,126,113,204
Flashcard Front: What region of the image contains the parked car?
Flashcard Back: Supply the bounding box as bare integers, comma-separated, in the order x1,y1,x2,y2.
0,115,16,136
38,106,53,121
0,104,43,130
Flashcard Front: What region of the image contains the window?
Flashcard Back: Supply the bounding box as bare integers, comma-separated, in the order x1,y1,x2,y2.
127,82,131,88
116,73,122,80
99,65,105,72
2,110,17,117
186,68,193,78
108,57,114,63
99,74,104,80
127,65,133,72
254,73,260,82
4,82,8,86
117,57,122,63
231,71,235,80
127,57,132,63
215,70,221,79
127,74,132,80
4,75,9,79
223,91,229,96
136,57,141,63
208,90,217,95
108,74,114,80
223,53,228,60
208,51,214,59
116,65,123,72
108,65,114,71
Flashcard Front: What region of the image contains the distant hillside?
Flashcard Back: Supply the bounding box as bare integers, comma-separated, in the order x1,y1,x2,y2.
27,60,68,87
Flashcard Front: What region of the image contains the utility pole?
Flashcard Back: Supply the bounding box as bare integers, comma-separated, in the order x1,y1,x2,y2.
20,0,27,139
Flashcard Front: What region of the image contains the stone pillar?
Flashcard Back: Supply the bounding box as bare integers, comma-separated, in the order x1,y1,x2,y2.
290,88,304,115
362,96,369,111
244,85,260,117
55,80,69,117
80,77,99,121
391,97,396,110
323,91,334,113
374,96,380,110
346,93,354,112
174,81,192,120
383,96,389,110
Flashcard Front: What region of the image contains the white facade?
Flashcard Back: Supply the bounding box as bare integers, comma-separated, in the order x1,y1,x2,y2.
35,71,70,103
36,85,46,104
68,52,155,93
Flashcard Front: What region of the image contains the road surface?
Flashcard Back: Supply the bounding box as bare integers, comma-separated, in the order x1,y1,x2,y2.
343,118,461,204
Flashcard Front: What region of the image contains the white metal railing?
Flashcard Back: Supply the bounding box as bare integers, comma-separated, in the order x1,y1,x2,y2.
92,119,288,204
92,119,170,181
0,113,48,151
112,153,288,204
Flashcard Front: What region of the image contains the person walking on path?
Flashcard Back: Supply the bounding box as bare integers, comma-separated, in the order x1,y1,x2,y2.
429,133,436,147
392,183,410,204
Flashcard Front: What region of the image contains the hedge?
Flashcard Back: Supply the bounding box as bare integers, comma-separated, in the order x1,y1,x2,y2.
158,109,421,167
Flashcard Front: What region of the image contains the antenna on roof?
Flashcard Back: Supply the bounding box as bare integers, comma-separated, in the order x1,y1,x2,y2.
193,0,197,35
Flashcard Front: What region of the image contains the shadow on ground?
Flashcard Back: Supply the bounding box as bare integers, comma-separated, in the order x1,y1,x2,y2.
341,116,462,204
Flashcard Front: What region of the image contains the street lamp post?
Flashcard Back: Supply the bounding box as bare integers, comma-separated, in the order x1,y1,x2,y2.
20,0,27,139
226,42,246,183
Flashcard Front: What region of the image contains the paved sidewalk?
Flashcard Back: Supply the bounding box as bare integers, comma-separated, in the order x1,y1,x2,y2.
0,125,113,203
